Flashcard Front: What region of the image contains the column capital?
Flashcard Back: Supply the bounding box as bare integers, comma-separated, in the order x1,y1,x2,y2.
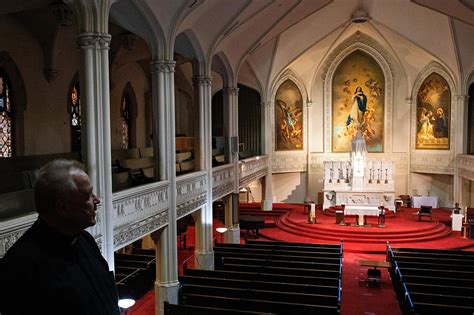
151,60,176,74
222,87,239,96
193,75,213,86
261,101,271,108
454,94,469,102
77,32,111,49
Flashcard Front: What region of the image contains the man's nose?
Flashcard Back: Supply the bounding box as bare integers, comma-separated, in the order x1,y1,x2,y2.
93,194,100,205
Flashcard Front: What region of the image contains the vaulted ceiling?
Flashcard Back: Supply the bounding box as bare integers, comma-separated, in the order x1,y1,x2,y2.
3,0,473,93
122,0,472,93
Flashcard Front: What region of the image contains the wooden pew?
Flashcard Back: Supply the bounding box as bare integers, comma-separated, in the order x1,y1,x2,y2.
412,301,474,315
405,282,474,297
217,242,341,253
115,253,156,300
215,262,340,278
131,248,155,256
164,301,265,314
213,245,341,259
409,292,474,307
390,254,474,266
387,244,474,315
179,275,340,296
179,284,338,307
179,293,339,314
214,249,341,264
214,248,341,264
214,255,341,271
395,267,474,279
245,239,341,250
183,268,340,287
395,260,474,272
391,247,474,258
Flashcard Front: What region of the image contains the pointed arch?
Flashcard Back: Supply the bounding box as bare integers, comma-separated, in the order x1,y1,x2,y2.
238,83,262,157
331,50,385,153
271,69,308,152
120,82,138,149
272,70,306,152
321,32,395,153
0,52,27,156
68,72,81,152
467,82,474,154
411,62,456,153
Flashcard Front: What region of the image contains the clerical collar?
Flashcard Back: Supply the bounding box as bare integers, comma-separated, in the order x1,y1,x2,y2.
36,217,80,246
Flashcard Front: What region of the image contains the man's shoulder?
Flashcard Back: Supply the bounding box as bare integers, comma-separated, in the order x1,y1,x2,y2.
2,224,43,260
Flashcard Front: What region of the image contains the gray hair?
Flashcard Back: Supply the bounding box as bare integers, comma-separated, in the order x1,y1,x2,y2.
34,159,87,215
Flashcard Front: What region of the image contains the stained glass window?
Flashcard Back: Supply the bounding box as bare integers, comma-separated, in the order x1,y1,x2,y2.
0,74,12,158
121,95,131,149
70,79,82,152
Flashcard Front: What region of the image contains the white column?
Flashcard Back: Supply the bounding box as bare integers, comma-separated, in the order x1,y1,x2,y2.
150,61,179,315
406,98,413,195
77,32,114,268
223,87,240,243
261,100,273,210
454,95,469,203
193,75,214,270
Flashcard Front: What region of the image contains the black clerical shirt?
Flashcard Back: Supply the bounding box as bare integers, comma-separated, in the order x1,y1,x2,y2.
0,218,120,315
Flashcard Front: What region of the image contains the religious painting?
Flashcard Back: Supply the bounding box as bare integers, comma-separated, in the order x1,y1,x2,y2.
416,73,450,150
332,51,385,152
275,79,303,150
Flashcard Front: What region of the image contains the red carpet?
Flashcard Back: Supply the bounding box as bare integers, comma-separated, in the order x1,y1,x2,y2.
125,202,474,315
257,203,474,253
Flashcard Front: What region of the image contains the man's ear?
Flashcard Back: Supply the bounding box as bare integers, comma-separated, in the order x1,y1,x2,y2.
55,198,69,216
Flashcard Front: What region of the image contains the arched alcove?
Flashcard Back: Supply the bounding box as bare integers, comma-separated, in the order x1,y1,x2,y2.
271,69,308,154
0,52,27,156
467,83,474,154
321,32,395,154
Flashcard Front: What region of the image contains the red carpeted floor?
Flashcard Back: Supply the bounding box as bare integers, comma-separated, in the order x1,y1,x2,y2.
124,202,474,315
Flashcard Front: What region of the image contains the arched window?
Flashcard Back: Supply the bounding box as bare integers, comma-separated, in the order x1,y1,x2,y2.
120,94,131,149
0,71,12,157
69,75,81,152
120,82,137,150
467,83,474,154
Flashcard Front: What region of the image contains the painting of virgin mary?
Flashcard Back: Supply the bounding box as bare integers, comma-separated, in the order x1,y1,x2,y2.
332,50,385,152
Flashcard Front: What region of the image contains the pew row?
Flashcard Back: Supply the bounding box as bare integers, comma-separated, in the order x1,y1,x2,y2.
387,243,474,315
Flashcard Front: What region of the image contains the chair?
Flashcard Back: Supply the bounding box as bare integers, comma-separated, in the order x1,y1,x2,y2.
398,195,411,207
416,205,432,222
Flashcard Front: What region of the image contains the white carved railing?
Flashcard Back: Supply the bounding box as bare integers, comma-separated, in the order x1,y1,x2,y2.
239,155,269,188
176,171,207,219
457,155,474,181
212,164,235,200
0,212,38,258
113,181,169,249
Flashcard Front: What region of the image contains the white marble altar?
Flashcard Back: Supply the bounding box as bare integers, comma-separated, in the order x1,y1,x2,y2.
323,131,395,211
344,205,381,225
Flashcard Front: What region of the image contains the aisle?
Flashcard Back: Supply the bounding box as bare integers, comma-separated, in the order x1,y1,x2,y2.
341,252,401,315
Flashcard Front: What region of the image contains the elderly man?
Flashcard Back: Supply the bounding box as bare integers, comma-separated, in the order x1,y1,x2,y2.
0,160,120,314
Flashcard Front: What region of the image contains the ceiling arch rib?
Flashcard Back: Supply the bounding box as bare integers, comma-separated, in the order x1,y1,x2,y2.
110,0,166,59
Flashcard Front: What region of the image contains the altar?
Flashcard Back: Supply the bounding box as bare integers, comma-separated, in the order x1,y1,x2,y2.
344,205,381,225
323,131,396,212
